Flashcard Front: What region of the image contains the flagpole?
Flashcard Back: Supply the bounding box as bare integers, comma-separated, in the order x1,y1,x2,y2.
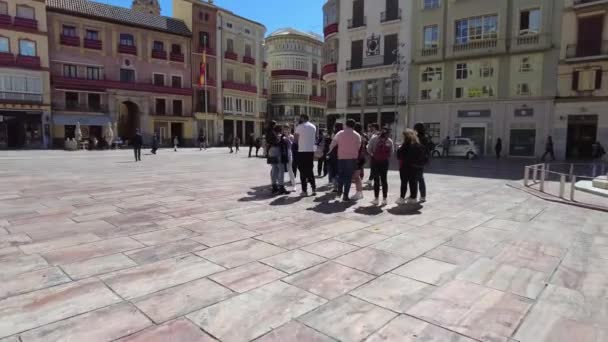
203,36,209,141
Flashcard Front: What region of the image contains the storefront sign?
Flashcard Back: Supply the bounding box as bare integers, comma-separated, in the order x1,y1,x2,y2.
515,108,534,117
458,110,491,118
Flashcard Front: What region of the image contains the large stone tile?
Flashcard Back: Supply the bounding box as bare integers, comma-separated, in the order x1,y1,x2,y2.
301,240,359,259
298,295,397,342
19,233,101,255
187,281,326,342
351,273,435,313
41,237,144,265
488,242,561,274
430,212,493,231
335,230,388,247
124,239,205,264
191,226,258,247
482,219,528,231
366,315,477,342
550,250,608,299
365,222,418,236
335,247,410,275
62,253,137,280
424,245,480,266
407,280,532,342
372,226,459,259
392,257,460,286
0,246,22,259
100,254,224,300
131,227,198,246
0,267,70,299
210,262,286,293
260,249,326,274
0,233,31,249
446,227,512,253
116,318,216,342
257,228,331,250
195,238,286,268
0,279,121,338
1,254,49,277
256,321,335,342
19,303,151,342
133,278,233,324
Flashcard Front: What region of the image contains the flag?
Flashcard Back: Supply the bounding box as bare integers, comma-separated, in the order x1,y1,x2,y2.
199,50,207,86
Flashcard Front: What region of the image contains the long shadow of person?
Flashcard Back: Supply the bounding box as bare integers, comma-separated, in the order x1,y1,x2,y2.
307,200,355,214
269,196,303,206
354,205,384,216
387,204,423,216
237,186,274,202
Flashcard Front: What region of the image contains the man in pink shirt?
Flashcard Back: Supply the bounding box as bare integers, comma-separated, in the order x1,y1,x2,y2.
329,119,362,201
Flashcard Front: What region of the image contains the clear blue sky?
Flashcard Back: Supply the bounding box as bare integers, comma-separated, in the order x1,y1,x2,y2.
101,0,325,36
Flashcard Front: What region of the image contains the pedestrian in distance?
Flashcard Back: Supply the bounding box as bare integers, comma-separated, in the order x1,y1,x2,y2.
495,138,503,160
329,119,362,202
283,125,297,191
234,136,240,153
255,137,262,157
367,123,380,186
151,132,159,155
294,114,317,196
291,126,299,180
198,133,207,151
414,123,431,203
396,129,427,205
248,133,256,158
442,136,451,157
228,135,234,153
173,136,179,152
592,140,606,161
367,127,393,206
315,129,327,177
541,136,555,162
133,128,143,162
351,123,366,201
267,125,289,196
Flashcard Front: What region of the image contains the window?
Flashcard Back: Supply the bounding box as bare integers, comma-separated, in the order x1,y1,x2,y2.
423,0,440,10
85,30,99,40
245,28,251,35
205,13,209,21
119,34,134,46
19,40,36,56
519,57,532,72
424,123,441,143
63,64,78,78
16,5,35,19
235,98,242,112
226,38,234,52
0,2,7,15
455,14,498,44
517,83,531,96
120,69,135,82
421,89,432,100
366,80,378,105
572,69,602,91
62,25,77,37
245,72,252,85
456,63,468,79
520,8,541,35
422,66,442,82
226,22,233,29
171,75,182,88
155,98,166,115
480,62,494,78
245,100,254,113
88,93,101,110
348,81,363,106
223,96,233,111
199,31,210,47
0,37,8,53
153,73,165,86
423,25,439,47
227,68,234,81
383,78,395,104
153,41,164,51
455,87,464,98
86,67,100,80
171,44,181,54
245,44,252,57
65,92,79,109
0,75,42,94
172,100,182,116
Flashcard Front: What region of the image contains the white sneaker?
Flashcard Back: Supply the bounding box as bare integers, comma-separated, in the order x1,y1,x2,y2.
371,198,379,206
419,197,426,203
395,198,406,205
406,198,418,204
381,198,388,206
352,192,364,201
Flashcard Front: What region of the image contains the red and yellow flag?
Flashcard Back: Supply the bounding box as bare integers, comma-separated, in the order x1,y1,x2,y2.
199,50,207,86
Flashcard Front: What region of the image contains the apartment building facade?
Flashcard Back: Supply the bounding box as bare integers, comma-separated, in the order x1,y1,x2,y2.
266,28,326,129
46,0,193,146
323,0,411,135
555,0,608,160
409,0,562,157
0,0,51,149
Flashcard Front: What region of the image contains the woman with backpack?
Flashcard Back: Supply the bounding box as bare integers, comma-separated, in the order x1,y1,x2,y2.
267,125,290,196
413,123,431,203
396,129,426,205
367,127,393,206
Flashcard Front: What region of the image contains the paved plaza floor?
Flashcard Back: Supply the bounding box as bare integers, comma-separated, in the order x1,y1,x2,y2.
0,149,607,342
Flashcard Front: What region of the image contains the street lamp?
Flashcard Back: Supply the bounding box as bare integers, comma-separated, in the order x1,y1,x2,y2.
391,42,408,142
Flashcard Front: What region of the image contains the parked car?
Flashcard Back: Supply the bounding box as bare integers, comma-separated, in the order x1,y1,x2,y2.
432,137,480,159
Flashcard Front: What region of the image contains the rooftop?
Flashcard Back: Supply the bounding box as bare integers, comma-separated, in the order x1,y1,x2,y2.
267,28,323,43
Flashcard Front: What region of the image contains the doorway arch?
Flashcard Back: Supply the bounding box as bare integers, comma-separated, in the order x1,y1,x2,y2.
118,101,140,141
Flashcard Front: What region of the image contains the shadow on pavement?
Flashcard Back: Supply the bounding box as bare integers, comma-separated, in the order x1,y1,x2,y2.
307,201,356,214
270,195,304,206
354,205,384,216
387,204,423,216
238,186,274,202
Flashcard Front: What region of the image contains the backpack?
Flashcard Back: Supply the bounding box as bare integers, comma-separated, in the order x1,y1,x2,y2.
373,138,391,161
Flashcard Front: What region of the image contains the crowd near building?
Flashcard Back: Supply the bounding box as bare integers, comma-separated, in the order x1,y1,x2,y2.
0,0,606,160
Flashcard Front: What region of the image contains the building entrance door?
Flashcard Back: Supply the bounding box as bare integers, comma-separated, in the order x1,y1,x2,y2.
461,126,486,155
171,122,183,145
567,115,598,159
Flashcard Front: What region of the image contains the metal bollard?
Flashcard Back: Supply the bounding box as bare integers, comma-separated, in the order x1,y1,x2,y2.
540,164,546,192
524,166,529,186
532,165,538,183
559,174,566,198
570,175,576,201
592,164,597,178
569,164,574,182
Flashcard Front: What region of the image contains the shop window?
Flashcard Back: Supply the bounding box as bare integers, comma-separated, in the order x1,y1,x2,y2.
65,125,76,139
510,129,536,156
424,123,441,143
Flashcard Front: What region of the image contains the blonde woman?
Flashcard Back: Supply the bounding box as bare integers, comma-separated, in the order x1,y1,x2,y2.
396,129,427,205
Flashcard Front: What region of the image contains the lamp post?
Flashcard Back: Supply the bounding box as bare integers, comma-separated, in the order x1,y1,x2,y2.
391,41,408,142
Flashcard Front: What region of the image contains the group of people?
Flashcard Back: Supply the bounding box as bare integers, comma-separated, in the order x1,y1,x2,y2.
265,114,432,205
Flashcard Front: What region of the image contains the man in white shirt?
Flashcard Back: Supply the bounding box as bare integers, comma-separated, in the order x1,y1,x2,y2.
294,114,317,196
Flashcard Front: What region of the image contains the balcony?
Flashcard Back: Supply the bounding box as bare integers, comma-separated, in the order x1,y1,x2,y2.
243,55,256,65
327,100,336,109
421,46,439,57
322,63,337,76
271,69,308,77
452,38,498,53
566,41,608,60
347,16,366,29
151,49,167,60
170,52,185,62
348,97,362,107
309,95,326,103
224,50,238,61
573,0,608,8
195,104,217,113
16,55,41,69
52,76,192,96
60,35,80,47
271,93,308,101
53,103,108,113
347,55,389,70
0,52,14,66
383,95,395,105
324,23,339,38
0,14,11,28
118,44,137,55
13,17,38,31
311,72,321,79
84,39,102,50
222,81,257,94
381,9,402,23
198,46,215,56
0,91,42,104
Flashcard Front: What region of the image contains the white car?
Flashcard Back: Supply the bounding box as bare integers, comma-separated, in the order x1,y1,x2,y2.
432,137,480,159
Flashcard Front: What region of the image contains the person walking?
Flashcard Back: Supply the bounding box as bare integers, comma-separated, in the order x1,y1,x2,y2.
294,114,317,196
442,136,451,157
414,123,431,203
368,127,393,206
133,129,143,162
396,129,426,205
228,135,234,153
495,138,503,160
316,129,327,177
329,119,362,202
255,136,262,157
198,133,206,151
267,125,289,195
592,141,606,161
151,132,159,155
541,136,555,162
173,136,179,152
284,125,297,190
328,122,343,189
351,123,366,201
366,123,380,186
234,136,240,153
248,133,255,158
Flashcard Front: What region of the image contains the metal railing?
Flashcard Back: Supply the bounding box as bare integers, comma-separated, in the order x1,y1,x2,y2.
566,41,608,59
524,162,607,201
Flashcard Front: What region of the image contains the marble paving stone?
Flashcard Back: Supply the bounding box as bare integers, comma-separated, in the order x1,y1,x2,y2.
407,280,532,342
71,210,121,223
260,249,326,274
116,318,216,342
210,262,287,293
334,230,388,247
41,237,144,265
0,247,22,258
335,247,410,275
2,254,49,277
256,228,331,250
62,253,137,280
94,222,164,240
366,315,477,342
424,245,480,266
488,243,561,274
195,238,286,268
446,227,512,254
0,279,121,339
131,228,198,246
191,226,258,247
393,257,460,286
0,337,19,342
550,250,608,299
23,220,117,241
457,257,547,299
184,219,245,232
19,233,101,255
0,233,31,249
313,219,372,237
298,295,397,342
430,213,492,231
256,321,335,342
124,239,205,264
350,273,435,313
154,217,203,229
372,226,459,259
101,254,224,300
19,302,151,342
187,281,326,342
300,240,359,259
482,219,528,231
133,278,233,324
283,262,374,300
0,267,70,299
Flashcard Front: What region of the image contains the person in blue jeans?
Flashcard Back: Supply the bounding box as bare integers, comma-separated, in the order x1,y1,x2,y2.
328,119,362,201
268,125,289,196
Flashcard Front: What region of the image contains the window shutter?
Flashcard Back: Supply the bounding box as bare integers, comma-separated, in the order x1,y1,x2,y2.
572,71,580,91
595,69,603,89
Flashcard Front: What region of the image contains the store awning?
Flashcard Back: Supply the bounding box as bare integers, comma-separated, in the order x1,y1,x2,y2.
53,114,112,126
